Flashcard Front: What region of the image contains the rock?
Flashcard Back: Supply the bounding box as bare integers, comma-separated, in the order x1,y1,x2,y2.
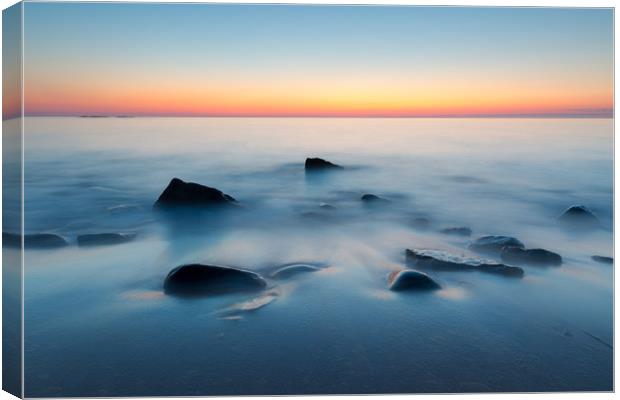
304,157,342,171
77,233,136,247
500,247,562,266
388,270,441,291
440,227,472,237
3,232,68,249
164,264,267,297
469,235,524,255
559,205,599,228
411,217,430,229
406,249,524,278
592,255,613,265
361,194,389,204
271,263,323,279
3,232,21,248
154,178,237,209
319,203,336,210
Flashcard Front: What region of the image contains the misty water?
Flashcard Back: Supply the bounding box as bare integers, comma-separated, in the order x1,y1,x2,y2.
16,117,613,396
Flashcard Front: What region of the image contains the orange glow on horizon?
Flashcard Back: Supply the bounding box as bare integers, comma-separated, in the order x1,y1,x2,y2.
24,59,613,117
23,65,613,118
24,84,613,117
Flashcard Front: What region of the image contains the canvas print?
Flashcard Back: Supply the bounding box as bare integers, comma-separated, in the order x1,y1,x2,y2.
2,2,614,397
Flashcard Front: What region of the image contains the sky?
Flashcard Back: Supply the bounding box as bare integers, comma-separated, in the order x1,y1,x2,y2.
3,3,22,120
18,3,614,118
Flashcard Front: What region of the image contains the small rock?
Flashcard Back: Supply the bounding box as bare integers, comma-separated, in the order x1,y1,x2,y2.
271,263,323,279
406,249,524,278
164,264,267,297
500,247,562,266
77,233,136,247
592,255,613,265
559,205,599,228
319,203,336,210
154,178,237,209
388,270,441,291
469,235,525,255
3,232,68,249
440,227,472,237
304,157,342,171
361,194,389,204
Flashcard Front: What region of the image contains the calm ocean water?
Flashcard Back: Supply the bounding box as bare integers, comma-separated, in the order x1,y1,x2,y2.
15,117,613,395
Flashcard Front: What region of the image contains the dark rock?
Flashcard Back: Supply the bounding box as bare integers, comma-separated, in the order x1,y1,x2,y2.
406,249,524,278
388,270,440,291
592,255,613,265
3,232,68,249
500,246,562,266
164,264,267,297
304,157,342,171
469,235,525,255
77,233,136,247
440,227,472,237
361,194,389,204
25,234,67,248
559,205,599,228
2,232,21,248
411,217,431,229
271,263,323,279
154,178,237,209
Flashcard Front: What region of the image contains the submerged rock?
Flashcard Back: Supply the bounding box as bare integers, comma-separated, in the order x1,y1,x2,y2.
319,203,336,210
388,270,441,291
406,249,524,278
500,247,562,266
3,232,68,249
411,217,431,230
300,210,336,223
271,263,323,279
361,194,389,204
592,255,613,265
77,233,136,247
164,264,267,297
154,178,237,209
304,157,342,171
469,235,525,255
440,227,472,237
559,205,599,228
216,290,279,319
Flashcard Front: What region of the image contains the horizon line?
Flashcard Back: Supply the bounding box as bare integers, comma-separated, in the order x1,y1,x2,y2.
4,113,614,120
